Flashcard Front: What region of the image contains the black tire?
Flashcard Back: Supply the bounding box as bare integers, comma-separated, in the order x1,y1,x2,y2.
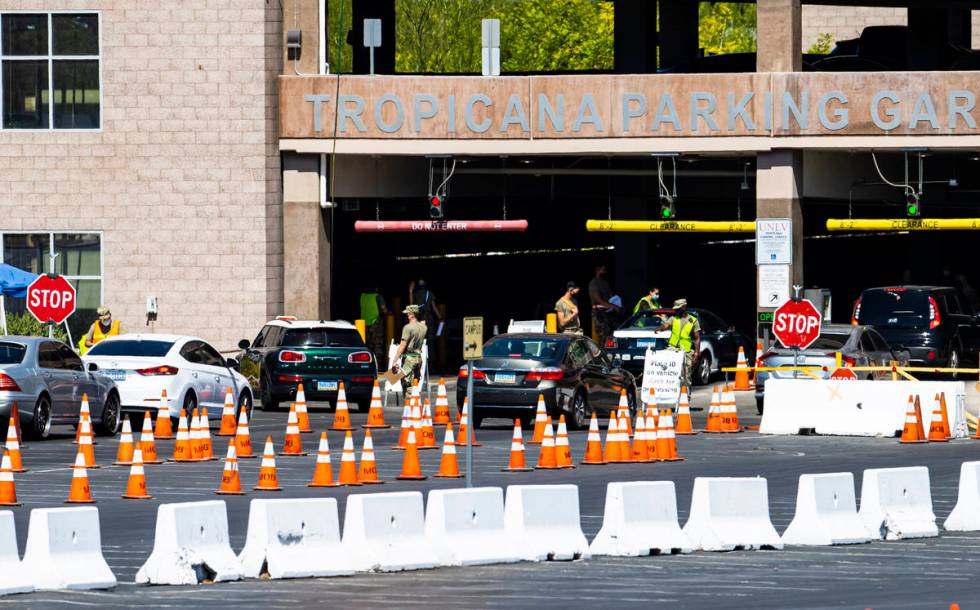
237,389,254,421
260,374,280,411
696,352,712,386
756,397,764,416
182,389,198,414
94,392,120,437
569,390,589,430
472,411,484,429
25,394,52,440
519,413,534,429
353,400,369,413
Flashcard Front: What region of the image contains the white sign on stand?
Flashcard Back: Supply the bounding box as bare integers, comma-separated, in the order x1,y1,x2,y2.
384,340,403,394
756,219,793,265
640,348,685,405
758,264,790,308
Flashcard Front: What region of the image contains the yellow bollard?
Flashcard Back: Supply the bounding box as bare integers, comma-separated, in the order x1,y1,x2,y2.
355,319,366,342
835,352,842,369
545,313,557,333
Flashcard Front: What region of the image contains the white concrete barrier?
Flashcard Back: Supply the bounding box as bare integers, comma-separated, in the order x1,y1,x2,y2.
21,507,116,590
781,473,871,546
239,498,355,579
342,491,438,572
760,379,967,437
504,484,590,561
424,487,521,566
858,466,938,540
136,500,243,585
682,477,783,551
0,511,32,596
945,461,980,531
590,481,693,557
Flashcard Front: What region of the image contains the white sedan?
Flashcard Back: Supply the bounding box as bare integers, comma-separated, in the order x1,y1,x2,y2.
82,334,253,417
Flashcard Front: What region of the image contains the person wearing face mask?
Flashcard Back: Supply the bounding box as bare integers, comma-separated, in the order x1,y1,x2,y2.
657,299,701,388
633,287,661,314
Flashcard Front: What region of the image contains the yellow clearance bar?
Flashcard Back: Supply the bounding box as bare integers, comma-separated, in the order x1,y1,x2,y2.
826,218,980,231
585,219,756,233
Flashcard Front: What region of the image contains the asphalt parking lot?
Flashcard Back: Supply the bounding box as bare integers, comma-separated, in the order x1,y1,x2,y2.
5,381,980,609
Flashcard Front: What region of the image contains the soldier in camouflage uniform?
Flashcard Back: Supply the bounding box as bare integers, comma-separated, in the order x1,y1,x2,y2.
394,304,427,389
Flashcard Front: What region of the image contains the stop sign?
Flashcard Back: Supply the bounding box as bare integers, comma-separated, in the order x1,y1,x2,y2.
27,275,76,325
829,367,858,380
772,298,822,349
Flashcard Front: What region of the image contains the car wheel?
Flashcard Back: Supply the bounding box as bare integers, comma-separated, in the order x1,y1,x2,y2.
353,400,369,413
94,392,120,437
26,395,52,440
696,353,712,386
519,413,533,429
260,374,280,411
472,411,483,429
949,347,961,379
237,390,253,421
569,391,588,430
756,397,764,416
182,390,198,414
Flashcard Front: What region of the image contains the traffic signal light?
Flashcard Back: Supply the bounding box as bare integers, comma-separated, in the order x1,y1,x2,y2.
429,195,443,219
660,201,675,220
905,192,920,217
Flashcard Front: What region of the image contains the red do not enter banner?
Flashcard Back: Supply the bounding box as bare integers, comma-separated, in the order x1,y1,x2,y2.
772,298,822,350
27,274,76,325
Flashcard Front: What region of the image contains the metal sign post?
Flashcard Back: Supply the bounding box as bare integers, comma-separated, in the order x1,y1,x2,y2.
363,19,381,76
462,317,483,488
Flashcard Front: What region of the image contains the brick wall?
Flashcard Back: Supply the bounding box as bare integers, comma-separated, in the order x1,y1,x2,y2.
802,5,980,51
0,1,283,351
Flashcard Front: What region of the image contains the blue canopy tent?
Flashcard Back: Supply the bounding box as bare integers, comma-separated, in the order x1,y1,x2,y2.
0,263,39,335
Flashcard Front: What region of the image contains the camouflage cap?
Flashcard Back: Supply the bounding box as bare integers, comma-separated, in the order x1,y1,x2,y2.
97,306,111,317
672,298,687,308
403,304,421,315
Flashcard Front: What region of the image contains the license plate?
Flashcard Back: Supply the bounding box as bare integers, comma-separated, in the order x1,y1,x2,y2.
495,372,516,384
102,369,126,382
637,339,658,347
317,381,338,392
620,354,631,361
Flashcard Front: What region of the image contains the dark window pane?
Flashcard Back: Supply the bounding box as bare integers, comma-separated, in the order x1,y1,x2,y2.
87,340,175,358
53,60,98,128
2,14,47,56
0,343,26,365
52,14,97,55
3,60,49,128
3,233,50,274
54,233,100,276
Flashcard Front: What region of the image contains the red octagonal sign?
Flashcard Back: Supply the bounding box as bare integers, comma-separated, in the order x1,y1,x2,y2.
772,298,822,350
27,274,76,325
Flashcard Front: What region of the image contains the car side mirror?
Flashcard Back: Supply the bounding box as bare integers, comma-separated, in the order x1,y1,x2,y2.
237,339,250,350
87,362,99,372
225,358,239,368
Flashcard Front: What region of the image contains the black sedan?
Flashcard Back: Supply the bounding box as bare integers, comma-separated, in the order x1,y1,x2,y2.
456,333,637,430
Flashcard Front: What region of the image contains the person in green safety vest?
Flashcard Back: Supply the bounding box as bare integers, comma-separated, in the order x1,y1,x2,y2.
632,287,661,314
657,298,701,388
359,285,389,367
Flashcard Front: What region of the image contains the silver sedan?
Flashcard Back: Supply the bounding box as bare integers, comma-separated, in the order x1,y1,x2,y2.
0,336,120,439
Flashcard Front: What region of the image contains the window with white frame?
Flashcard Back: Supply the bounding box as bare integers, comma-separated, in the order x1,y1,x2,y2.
1,12,100,129
1,232,103,342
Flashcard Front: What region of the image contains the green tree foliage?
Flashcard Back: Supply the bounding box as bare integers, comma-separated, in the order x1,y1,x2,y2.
698,2,757,55
5,312,68,342
326,0,353,73
807,32,835,55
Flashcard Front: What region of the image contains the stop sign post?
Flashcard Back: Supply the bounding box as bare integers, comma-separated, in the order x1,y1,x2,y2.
27,274,76,330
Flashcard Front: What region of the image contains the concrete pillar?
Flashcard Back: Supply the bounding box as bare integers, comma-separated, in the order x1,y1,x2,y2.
613,198,650,311
907,8,972,70
657,0,699,70
756,151,803,333
614,0,657,73
282,153,331,319
283,0,321,75
757,0,802,72
350,0,395,74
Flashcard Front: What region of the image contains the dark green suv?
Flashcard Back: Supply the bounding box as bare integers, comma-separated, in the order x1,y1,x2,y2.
237,318,377,411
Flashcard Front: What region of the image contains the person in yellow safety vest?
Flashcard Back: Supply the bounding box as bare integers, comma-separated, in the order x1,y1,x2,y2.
359,285,389,367
632,287,661,314
79,306,120,356
657,299,701,388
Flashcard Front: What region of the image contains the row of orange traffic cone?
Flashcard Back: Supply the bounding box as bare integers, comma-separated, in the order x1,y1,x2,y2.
900,393,955,443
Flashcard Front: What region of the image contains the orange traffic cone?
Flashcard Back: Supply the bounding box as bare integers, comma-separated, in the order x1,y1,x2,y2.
675,386,696,435
704,386,723,433
235,406,255,458
77,416,98,468
114,415,135,465
603,413,621,463
617,411,634,463
631,409,650,462
581,413,605,465
434,423,463,478
645,406,660,461
0,451,19,506
4,417,25,473
419,399,437,450
393,401,412,449
530,395,547,444
308,432,339,487
659,409,683,461
169,409,193,462
331,383,352,430
396,429,426,480
358,429,384,484
432,378,450,426
725,385,742,433
938,392,952,439
75,393,91,445
215,439,245,495
138,410,162,464
8,403,21,446
121,448,152,499
254,436,282,491
734,346,752,390
913,394,927,440
189,408,204,461
217,388,238,436
154,390,174,439
616,390,632,437
457,398,481,447
200,407,216,460
363,380,390,429
534,417,558,469
279,404,307,456
503,419,534,472
337,430,361,486
555,415,575,468
66,451,94,503
927,394,949,442
900,395,927,444
294,384,312,433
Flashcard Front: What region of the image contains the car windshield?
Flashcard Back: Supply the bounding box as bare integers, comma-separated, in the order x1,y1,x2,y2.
86,340,174,357
281,328,362,348
0,342,25,365
857,289,930,328
483,337,563,360
806,333,849,350
622,311,668,329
